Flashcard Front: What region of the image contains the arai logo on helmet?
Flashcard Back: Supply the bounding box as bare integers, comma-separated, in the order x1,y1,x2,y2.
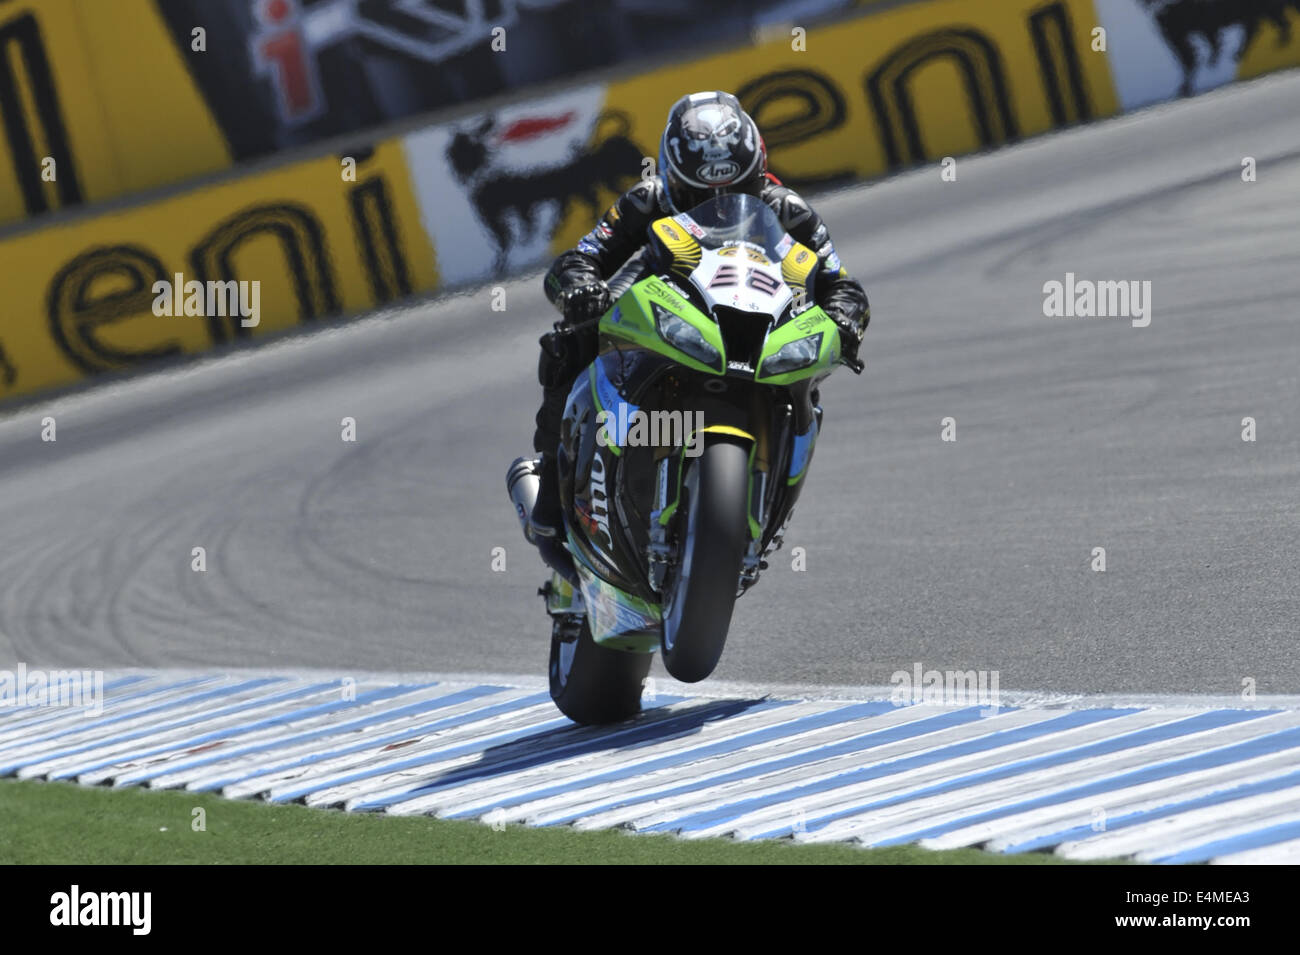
698,160,740,184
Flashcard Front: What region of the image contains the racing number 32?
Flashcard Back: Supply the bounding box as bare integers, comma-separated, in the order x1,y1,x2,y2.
708,264,784,296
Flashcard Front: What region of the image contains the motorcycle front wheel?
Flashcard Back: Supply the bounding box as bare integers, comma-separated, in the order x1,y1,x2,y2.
659,438,750,683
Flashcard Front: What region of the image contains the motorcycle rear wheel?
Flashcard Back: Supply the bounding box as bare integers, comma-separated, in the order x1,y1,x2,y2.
549,614,652,725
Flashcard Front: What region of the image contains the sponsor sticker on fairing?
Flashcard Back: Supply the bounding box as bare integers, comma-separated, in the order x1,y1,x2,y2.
674,213,706,239
822,243,842,273
775,233,794,258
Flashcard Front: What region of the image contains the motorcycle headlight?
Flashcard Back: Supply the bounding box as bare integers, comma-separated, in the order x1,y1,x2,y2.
652,303,720,367
760,333,823,376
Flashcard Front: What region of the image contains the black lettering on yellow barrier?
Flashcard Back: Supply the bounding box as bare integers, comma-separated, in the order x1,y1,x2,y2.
46,245,178,375
866,28,1019,169
39,171,413,379
0,10,81,214
349,176,411,304
1029,2,1093,126
0,339,15,387
189,203,339,343
736,69,852,187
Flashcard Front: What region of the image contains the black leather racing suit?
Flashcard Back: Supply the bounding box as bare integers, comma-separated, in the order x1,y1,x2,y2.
533,174,870,455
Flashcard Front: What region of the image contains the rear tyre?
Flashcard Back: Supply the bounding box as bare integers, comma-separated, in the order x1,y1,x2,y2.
660,439,751,683
549,615,652,725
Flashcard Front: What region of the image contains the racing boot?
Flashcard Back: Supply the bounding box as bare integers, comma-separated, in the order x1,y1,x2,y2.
531,451,564,539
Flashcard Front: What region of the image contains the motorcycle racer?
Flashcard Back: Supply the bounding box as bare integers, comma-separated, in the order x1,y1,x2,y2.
530,90,870,562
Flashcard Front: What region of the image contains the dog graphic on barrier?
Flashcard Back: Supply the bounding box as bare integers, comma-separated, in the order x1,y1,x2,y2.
446,111,645,275
1140,0,1300,96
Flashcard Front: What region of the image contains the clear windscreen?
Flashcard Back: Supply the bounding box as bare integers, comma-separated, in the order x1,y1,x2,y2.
673,193,791,258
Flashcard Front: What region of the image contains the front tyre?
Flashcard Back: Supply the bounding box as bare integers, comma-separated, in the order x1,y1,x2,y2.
549,615,652,725
660,439,750,683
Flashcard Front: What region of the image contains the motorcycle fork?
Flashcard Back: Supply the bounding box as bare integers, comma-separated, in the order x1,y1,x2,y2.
645,388,774,596
736,390,779,593
758,398,822,573
646,448,679,593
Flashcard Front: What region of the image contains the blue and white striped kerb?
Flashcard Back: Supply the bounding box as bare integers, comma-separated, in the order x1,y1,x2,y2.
3,671,1299,864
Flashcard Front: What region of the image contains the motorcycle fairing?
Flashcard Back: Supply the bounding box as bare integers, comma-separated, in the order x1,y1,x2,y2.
591,358,639,457
560,353,664,649
788,417,819,485
650,217,702,284
642,218,843,386
603,276,725,376
571,558,661,652
688,246,793,316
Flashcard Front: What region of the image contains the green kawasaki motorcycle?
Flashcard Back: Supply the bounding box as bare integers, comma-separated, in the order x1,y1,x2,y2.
507,193,861,725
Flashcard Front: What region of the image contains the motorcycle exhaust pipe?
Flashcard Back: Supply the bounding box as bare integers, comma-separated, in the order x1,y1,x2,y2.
508,455,581,587
506,456,540,544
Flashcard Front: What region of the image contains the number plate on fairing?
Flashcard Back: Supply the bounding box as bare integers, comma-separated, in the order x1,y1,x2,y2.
690,246,792,316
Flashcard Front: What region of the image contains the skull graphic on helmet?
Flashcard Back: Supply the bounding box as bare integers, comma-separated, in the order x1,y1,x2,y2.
681,104,744,162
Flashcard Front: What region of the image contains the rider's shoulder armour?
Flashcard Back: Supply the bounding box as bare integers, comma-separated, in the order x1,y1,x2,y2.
759,181,832,255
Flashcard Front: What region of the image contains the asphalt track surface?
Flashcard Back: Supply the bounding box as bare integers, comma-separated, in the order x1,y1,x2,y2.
1,72,1297,695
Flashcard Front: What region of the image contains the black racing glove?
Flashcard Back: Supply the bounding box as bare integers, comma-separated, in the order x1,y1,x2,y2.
556,282,612,326
829,312,865,374
538,282,610,385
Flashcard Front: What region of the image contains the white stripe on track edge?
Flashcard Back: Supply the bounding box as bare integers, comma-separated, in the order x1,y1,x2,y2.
3,668,1299,865
1210,837,1300,865
791,712,1300,848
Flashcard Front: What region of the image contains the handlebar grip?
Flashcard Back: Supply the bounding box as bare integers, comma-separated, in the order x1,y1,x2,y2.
556,314,604,335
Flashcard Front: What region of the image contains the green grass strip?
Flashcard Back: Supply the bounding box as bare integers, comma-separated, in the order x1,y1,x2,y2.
0,778,1118,864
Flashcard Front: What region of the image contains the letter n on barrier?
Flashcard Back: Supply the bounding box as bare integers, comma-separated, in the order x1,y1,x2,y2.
189,204,339,343
1028,3,1093,126
865,29,1019,170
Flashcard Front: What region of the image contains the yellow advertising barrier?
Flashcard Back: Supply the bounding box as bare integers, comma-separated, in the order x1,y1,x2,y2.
0,140,436,402
4,0,1299,406
552,0,1120,252
0,0,230,225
